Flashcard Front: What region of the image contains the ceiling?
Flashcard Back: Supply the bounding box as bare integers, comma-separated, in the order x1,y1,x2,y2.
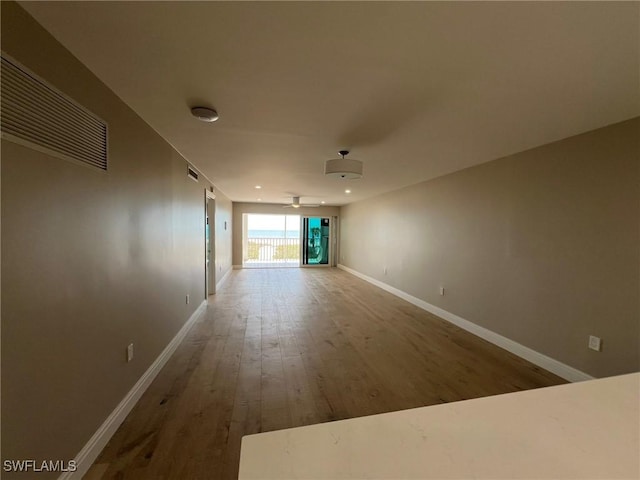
20,1,639,206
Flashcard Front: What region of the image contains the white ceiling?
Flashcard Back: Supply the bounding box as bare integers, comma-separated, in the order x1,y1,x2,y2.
21,1,639,206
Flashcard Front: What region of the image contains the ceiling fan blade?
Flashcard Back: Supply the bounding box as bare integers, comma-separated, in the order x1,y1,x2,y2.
280,195,321,208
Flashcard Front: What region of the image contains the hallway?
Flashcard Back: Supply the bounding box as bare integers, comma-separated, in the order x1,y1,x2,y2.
87,268,565,479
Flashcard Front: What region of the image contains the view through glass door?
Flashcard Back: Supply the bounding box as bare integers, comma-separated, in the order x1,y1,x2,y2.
243,214,300,268
301,217,330,266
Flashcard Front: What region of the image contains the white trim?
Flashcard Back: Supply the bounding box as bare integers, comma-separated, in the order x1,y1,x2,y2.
59,301,208,480
337,264,594,383
216,266,233,291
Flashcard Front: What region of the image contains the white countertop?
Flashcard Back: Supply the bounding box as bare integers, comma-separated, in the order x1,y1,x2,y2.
239,373,639,479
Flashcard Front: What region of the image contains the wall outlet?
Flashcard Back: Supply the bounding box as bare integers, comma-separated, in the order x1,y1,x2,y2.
439,286,445,296
186,294,190,304
588,335,602,352
126,343,134,362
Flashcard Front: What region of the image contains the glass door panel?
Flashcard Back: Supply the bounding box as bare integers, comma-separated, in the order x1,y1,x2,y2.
302,217,330,266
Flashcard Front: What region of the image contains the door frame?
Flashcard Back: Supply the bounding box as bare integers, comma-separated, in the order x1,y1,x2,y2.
206,190,216,296
331,215,339,267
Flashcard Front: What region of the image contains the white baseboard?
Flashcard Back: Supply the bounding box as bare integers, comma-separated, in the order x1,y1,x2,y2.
216,266,233,291
337,264,593,383
59,300,208,480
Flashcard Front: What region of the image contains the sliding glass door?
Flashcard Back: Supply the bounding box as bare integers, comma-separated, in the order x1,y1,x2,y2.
301,216,331,266
243,214,300,268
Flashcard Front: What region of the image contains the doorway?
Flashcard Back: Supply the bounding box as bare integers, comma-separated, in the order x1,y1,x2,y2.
206,190,216,296
301,216,331,266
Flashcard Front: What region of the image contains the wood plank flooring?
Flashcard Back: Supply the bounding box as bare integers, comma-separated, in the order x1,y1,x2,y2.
85,268,565,480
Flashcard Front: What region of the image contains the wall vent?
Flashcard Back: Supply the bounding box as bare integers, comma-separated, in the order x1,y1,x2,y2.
0,55,108,170
187,166,199,181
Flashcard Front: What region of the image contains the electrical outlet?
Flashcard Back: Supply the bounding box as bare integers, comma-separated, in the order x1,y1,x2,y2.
439,286,445,296
588,335,602,352
126,343,134,362
186,294,190,304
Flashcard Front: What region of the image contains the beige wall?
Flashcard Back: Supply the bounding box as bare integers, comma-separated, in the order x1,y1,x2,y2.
1,2,232,476
340,118,639,379
232,202,340,266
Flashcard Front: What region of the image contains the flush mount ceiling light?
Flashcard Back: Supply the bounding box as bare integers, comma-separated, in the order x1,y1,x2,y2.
191,106,219,122
324,150,363,179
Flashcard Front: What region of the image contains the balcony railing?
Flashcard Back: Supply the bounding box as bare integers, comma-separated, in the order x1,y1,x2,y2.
244,237,300,267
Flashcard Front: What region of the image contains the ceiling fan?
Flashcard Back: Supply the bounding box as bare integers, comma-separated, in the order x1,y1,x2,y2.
283,196,319,209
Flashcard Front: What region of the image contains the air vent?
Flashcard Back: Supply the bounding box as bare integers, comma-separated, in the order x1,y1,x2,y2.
0,55,108,170
187,166,199,182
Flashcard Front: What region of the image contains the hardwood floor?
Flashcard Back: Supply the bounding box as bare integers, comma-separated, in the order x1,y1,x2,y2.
85,268,565,480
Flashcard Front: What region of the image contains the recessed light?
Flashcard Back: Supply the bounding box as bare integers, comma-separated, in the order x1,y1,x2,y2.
345,189,351,194
255,185,262,189
257,198,262,201
321,201,326,204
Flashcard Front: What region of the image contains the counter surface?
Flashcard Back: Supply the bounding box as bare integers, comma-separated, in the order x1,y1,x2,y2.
239,373,639,479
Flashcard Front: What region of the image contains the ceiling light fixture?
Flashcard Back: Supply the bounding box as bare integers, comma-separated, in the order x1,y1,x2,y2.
255,185,262,189
321,201,326,204
324,150,363,179
191,106,219,122
345,189,351,194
